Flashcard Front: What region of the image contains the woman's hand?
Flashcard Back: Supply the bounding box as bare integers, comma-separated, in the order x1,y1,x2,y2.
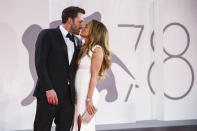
86,100,96,115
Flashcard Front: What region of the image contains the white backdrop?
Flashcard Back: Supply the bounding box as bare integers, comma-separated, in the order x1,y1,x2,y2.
0,0,197,130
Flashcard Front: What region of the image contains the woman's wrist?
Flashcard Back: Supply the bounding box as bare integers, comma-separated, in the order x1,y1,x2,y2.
86,98,92,102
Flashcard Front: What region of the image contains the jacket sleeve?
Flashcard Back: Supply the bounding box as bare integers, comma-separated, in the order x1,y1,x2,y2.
35,30,53,92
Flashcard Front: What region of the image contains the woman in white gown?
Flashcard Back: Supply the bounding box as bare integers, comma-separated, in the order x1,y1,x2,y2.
72,20,111,131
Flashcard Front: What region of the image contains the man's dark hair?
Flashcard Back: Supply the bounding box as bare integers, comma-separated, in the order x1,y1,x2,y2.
62,6,85,23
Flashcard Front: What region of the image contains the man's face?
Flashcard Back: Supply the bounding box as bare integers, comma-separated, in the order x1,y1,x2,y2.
70,13,84,35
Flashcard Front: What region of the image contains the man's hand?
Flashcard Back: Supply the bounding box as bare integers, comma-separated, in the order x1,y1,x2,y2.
46,89,58,105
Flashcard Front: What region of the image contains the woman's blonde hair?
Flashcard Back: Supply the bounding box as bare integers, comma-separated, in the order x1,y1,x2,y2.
77,20,112,81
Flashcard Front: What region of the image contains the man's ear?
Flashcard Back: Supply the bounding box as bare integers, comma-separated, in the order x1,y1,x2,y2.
68,17,73,25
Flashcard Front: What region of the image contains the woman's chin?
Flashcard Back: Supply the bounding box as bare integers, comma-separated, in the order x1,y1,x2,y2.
80,34,88,39
80,34,83,37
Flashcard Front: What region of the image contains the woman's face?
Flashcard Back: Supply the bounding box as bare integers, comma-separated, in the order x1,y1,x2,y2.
80,22,91,38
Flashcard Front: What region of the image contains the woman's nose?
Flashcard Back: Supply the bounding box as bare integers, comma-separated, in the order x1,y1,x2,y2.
81,27,85,31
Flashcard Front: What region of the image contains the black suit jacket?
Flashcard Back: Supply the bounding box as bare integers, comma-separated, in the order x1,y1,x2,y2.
33,27,81,105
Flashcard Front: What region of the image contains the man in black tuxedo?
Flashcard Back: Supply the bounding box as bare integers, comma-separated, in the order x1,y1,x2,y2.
33,6,85,131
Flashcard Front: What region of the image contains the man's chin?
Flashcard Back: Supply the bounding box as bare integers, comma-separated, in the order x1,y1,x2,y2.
72,31,80,35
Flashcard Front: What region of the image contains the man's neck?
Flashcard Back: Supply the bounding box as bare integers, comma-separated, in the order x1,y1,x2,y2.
62,24,72,34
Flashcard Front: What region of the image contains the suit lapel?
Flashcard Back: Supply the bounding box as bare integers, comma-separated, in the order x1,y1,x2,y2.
56,27,81,67
56,27,69,66
70,37,77,67
70,37,81,67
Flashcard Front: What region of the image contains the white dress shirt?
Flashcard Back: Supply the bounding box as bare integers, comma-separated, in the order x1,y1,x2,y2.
59,25,75,65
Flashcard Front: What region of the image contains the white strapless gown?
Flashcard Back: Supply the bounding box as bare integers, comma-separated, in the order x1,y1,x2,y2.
72,45,101,131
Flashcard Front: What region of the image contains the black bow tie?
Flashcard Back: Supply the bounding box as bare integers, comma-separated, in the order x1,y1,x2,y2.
66,33,75,43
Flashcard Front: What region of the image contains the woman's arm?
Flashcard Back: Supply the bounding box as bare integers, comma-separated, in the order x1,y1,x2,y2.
86,47,104,115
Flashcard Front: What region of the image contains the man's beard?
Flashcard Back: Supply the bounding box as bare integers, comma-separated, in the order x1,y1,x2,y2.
71,24,79,35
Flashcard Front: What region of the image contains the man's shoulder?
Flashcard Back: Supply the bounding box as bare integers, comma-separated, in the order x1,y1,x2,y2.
38,28,59,38
40,28,57,34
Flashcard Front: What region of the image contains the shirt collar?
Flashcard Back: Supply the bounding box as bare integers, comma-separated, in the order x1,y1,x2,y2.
59,25,69,37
